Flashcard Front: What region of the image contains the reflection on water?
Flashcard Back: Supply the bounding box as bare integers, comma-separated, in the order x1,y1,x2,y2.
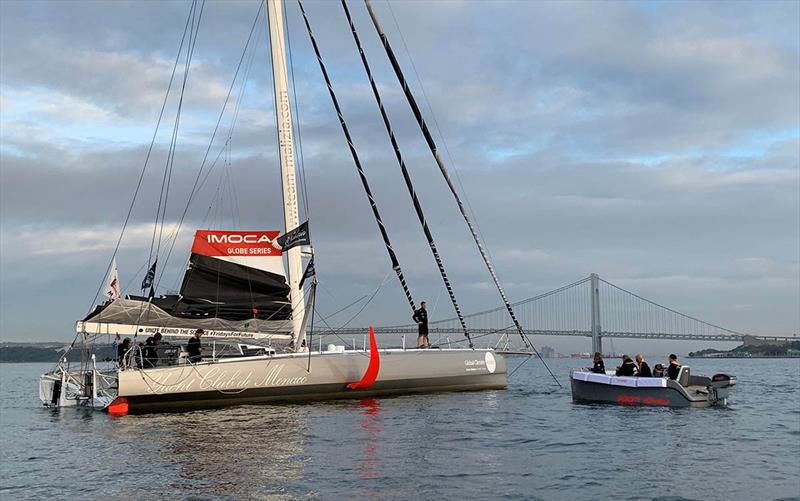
352,399,383,499
116,406,308,499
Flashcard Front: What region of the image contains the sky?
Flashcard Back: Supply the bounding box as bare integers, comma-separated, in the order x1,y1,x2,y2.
1,0,798,354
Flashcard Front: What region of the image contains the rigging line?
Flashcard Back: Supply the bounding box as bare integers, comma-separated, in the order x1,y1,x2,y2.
156,0,265,290
149,0,202,274
597,277,750,336
341,0,472,347
311,306,370,358
84,0,197,316
318,291,370,321
148,0,197,270
155,0,206,271
297,0,417,315
507,354,534,380
364,1,519,351
384,0,493,266
313,269,393,350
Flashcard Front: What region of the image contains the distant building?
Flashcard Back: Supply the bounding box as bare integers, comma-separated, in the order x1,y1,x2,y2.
540,346,555,358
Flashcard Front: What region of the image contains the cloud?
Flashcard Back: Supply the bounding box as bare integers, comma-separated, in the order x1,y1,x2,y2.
0,0,798,344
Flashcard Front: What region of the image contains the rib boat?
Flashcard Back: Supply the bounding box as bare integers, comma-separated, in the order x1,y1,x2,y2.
37,0,543,414
570,366,737,408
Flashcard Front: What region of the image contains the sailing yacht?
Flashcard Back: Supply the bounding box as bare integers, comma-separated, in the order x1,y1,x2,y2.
39,0,516,414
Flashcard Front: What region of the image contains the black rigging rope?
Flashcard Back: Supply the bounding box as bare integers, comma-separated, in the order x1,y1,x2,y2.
363,0,560,385
341,0,472,347
297,0,417,315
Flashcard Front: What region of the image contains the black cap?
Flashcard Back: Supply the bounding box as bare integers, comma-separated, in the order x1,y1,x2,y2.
669,353,677,360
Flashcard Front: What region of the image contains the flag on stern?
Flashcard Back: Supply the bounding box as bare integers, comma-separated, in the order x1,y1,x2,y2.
104,258,122,300
141,259,157,290
272,221,310,252
299,257,316,289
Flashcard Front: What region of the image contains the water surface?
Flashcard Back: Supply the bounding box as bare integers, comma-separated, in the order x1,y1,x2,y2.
1,358,798,500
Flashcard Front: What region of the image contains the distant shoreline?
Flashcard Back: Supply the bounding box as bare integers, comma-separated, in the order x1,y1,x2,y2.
688,355,800,359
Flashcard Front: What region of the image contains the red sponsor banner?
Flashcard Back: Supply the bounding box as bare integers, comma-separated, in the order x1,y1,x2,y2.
192,230,282,257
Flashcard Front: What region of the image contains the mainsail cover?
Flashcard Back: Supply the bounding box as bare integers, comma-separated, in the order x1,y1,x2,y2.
81,230,293,338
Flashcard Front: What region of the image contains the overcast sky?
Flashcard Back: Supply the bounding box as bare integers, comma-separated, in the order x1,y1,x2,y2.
1,0,798,354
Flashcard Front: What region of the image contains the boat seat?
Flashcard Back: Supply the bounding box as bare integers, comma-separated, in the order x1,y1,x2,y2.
677,366,690,386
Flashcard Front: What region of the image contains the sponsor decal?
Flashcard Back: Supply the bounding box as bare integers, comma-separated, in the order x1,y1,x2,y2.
144,364,308,394
192,230,282,257
465,358,487,372
138,326,258,338
616,395,641,405
464,352,498,373
485,352,497,374
642,396,670,406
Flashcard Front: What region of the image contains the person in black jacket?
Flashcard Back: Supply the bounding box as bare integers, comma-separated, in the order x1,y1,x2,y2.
667,354,681,380
143,332,163,368
413,302,429,349
591,352,605,373
615,354,638,376
187,329,204,363
117,338,132,365
635,354,652,377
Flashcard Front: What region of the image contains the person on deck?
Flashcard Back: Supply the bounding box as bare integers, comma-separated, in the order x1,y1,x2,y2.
143,332,163,368
117,338,132,366
615,354,638,376
413,301,429,349
187,329,204,363
591,352,605,374
635,354,652,377
667,354,681,380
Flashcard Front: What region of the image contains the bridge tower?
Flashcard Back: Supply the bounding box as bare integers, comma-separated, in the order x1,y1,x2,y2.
590,273,602,354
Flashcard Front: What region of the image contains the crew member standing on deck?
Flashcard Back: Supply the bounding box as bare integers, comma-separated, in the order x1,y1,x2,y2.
413,301,429,349
187,329,204,363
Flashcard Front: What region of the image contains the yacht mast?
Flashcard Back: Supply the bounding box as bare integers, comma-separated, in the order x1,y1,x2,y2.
266,0,305,347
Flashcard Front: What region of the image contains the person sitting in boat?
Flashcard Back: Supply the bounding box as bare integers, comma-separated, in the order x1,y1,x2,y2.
615,354,638,376
635,354,652,377
187,329,204,363
413,301,429,349
117,338,132,366
590,352,605,373
143,332,163,368
667,354,681,380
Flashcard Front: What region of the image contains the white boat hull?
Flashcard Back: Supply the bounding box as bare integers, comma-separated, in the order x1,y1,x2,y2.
112,348,506,412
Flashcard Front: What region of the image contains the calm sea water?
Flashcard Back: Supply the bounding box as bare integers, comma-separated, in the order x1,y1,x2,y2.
1,358,798,501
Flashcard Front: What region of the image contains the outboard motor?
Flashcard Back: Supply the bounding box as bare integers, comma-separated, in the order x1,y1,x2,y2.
706,373,737,407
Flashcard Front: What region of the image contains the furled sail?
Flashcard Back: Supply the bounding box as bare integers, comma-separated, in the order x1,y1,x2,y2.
78,230,293,340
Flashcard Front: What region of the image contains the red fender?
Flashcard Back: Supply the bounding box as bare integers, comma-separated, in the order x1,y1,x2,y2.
347,326,380,390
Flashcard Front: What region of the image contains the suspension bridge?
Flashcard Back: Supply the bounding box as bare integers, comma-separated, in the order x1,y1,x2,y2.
323,274,794,352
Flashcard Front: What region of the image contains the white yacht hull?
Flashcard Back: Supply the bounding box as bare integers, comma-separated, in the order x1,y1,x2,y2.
112,348,506,413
